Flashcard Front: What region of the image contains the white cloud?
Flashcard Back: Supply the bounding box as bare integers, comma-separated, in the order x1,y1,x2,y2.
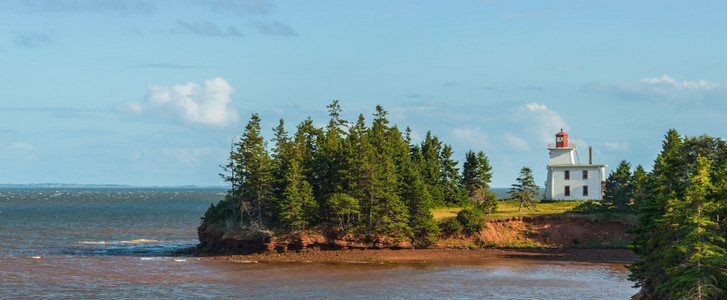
585,75,727,105
638,75,720,90
511,102,568,147
120,77,239,127
450,127,488,149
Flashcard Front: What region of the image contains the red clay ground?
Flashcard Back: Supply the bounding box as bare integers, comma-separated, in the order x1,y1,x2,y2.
206,247,638,264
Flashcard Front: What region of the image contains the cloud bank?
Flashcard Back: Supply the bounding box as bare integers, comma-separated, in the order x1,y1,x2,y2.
584,75,727,105
120,77,239,127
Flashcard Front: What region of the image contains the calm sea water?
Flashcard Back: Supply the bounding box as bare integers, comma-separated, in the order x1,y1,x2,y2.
0,189,637,299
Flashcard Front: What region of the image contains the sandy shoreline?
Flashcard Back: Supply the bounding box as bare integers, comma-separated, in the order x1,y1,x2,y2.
202,248,639,264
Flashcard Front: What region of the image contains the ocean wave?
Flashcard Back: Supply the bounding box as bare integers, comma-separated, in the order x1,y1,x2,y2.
121,239,160,244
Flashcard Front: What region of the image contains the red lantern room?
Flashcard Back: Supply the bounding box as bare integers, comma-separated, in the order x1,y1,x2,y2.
555,129,568,148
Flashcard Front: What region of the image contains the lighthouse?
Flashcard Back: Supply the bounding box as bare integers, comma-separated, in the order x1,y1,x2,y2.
544,129,607,200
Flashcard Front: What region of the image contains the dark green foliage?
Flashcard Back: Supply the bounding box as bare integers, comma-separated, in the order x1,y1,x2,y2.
201,198,235,229
461,150,497,212
456,207,485,235
509,167,539,213
203,103,497,248
603,160,634,211
570,200,611,214
438,217,463,237
629,129,727,299
325,193,359,232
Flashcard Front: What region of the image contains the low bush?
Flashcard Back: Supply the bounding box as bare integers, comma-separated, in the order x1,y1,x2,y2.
456,208,486,235
438,217,463,236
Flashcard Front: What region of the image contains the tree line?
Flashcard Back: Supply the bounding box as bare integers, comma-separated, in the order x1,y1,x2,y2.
611,129,727,299
202,102,496,247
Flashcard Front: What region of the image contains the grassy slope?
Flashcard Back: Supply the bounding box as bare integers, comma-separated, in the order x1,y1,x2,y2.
432,200,637,224
432,200,582,221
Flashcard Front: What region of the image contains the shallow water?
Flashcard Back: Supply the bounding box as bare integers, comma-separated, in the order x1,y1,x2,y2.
0,189,638,299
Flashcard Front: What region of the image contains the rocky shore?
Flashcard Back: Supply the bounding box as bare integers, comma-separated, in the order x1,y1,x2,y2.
205,247,639,264
198,215,636,255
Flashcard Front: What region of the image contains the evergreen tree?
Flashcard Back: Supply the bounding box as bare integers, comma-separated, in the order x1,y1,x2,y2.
277,147,317,232
315,100,348,224
439,145,465,207
461,151,496,212
631,165,648,210
420,132,444,207
603,160,634,211
630,129,688,293
343,114,376,232
325,193,360,232
401,143,438,247
659,156,727,299
367,106,410,236
509,167,539,213
232,113,273,230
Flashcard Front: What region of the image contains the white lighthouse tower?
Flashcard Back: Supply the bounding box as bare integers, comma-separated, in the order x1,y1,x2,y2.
544,129,607,201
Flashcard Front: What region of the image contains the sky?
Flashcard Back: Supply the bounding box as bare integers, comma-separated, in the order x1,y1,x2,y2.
2,0,727,187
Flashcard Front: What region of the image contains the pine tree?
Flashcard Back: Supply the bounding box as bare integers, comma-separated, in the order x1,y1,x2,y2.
439,145,465,207
315,100,348,224
659,156,727,299
629,129,688,293
461,150,496,212
603,160,633,211
631,165,648,211
420,132,444,207
343,114,376,232
509,167,539,213
233,113,273,230
367,106,410,236
401,150,439,248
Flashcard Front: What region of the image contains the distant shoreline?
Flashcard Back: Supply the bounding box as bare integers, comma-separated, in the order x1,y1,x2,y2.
0,184,228,190
202,248,639,264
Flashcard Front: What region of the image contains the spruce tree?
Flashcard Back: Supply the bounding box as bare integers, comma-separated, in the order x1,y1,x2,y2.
420,132,444,207
233,113,273,230
659,156,727,299
509,167,538,213
439,145,465,207
461,150,496,213
631,165,648,211
603,160,633,211
629,129,688,293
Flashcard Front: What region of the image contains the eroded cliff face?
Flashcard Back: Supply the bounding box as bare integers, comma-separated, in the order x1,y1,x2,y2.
440,215,634,248
198,215,635,254
197,226,414,254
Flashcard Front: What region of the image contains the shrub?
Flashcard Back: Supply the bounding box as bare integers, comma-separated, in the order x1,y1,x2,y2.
438,217,463,236
456,208,486,235
570,201,610,214
201,198,234,228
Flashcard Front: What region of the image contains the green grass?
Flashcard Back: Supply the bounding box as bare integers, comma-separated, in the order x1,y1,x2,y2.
486,199,583,219
431,200,637,223
431,208,462,221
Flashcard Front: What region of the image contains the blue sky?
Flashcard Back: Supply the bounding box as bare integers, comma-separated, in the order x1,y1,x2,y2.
2,0,727,187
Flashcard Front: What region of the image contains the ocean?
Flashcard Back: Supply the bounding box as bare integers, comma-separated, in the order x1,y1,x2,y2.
0,189,637,299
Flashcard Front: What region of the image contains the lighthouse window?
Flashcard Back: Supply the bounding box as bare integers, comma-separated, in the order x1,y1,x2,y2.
583,185,589,196
582,170,588,179
564,186,570,196
564,170,570,180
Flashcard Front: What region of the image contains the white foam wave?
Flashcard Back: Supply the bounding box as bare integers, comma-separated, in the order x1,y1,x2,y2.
121,239,160,244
